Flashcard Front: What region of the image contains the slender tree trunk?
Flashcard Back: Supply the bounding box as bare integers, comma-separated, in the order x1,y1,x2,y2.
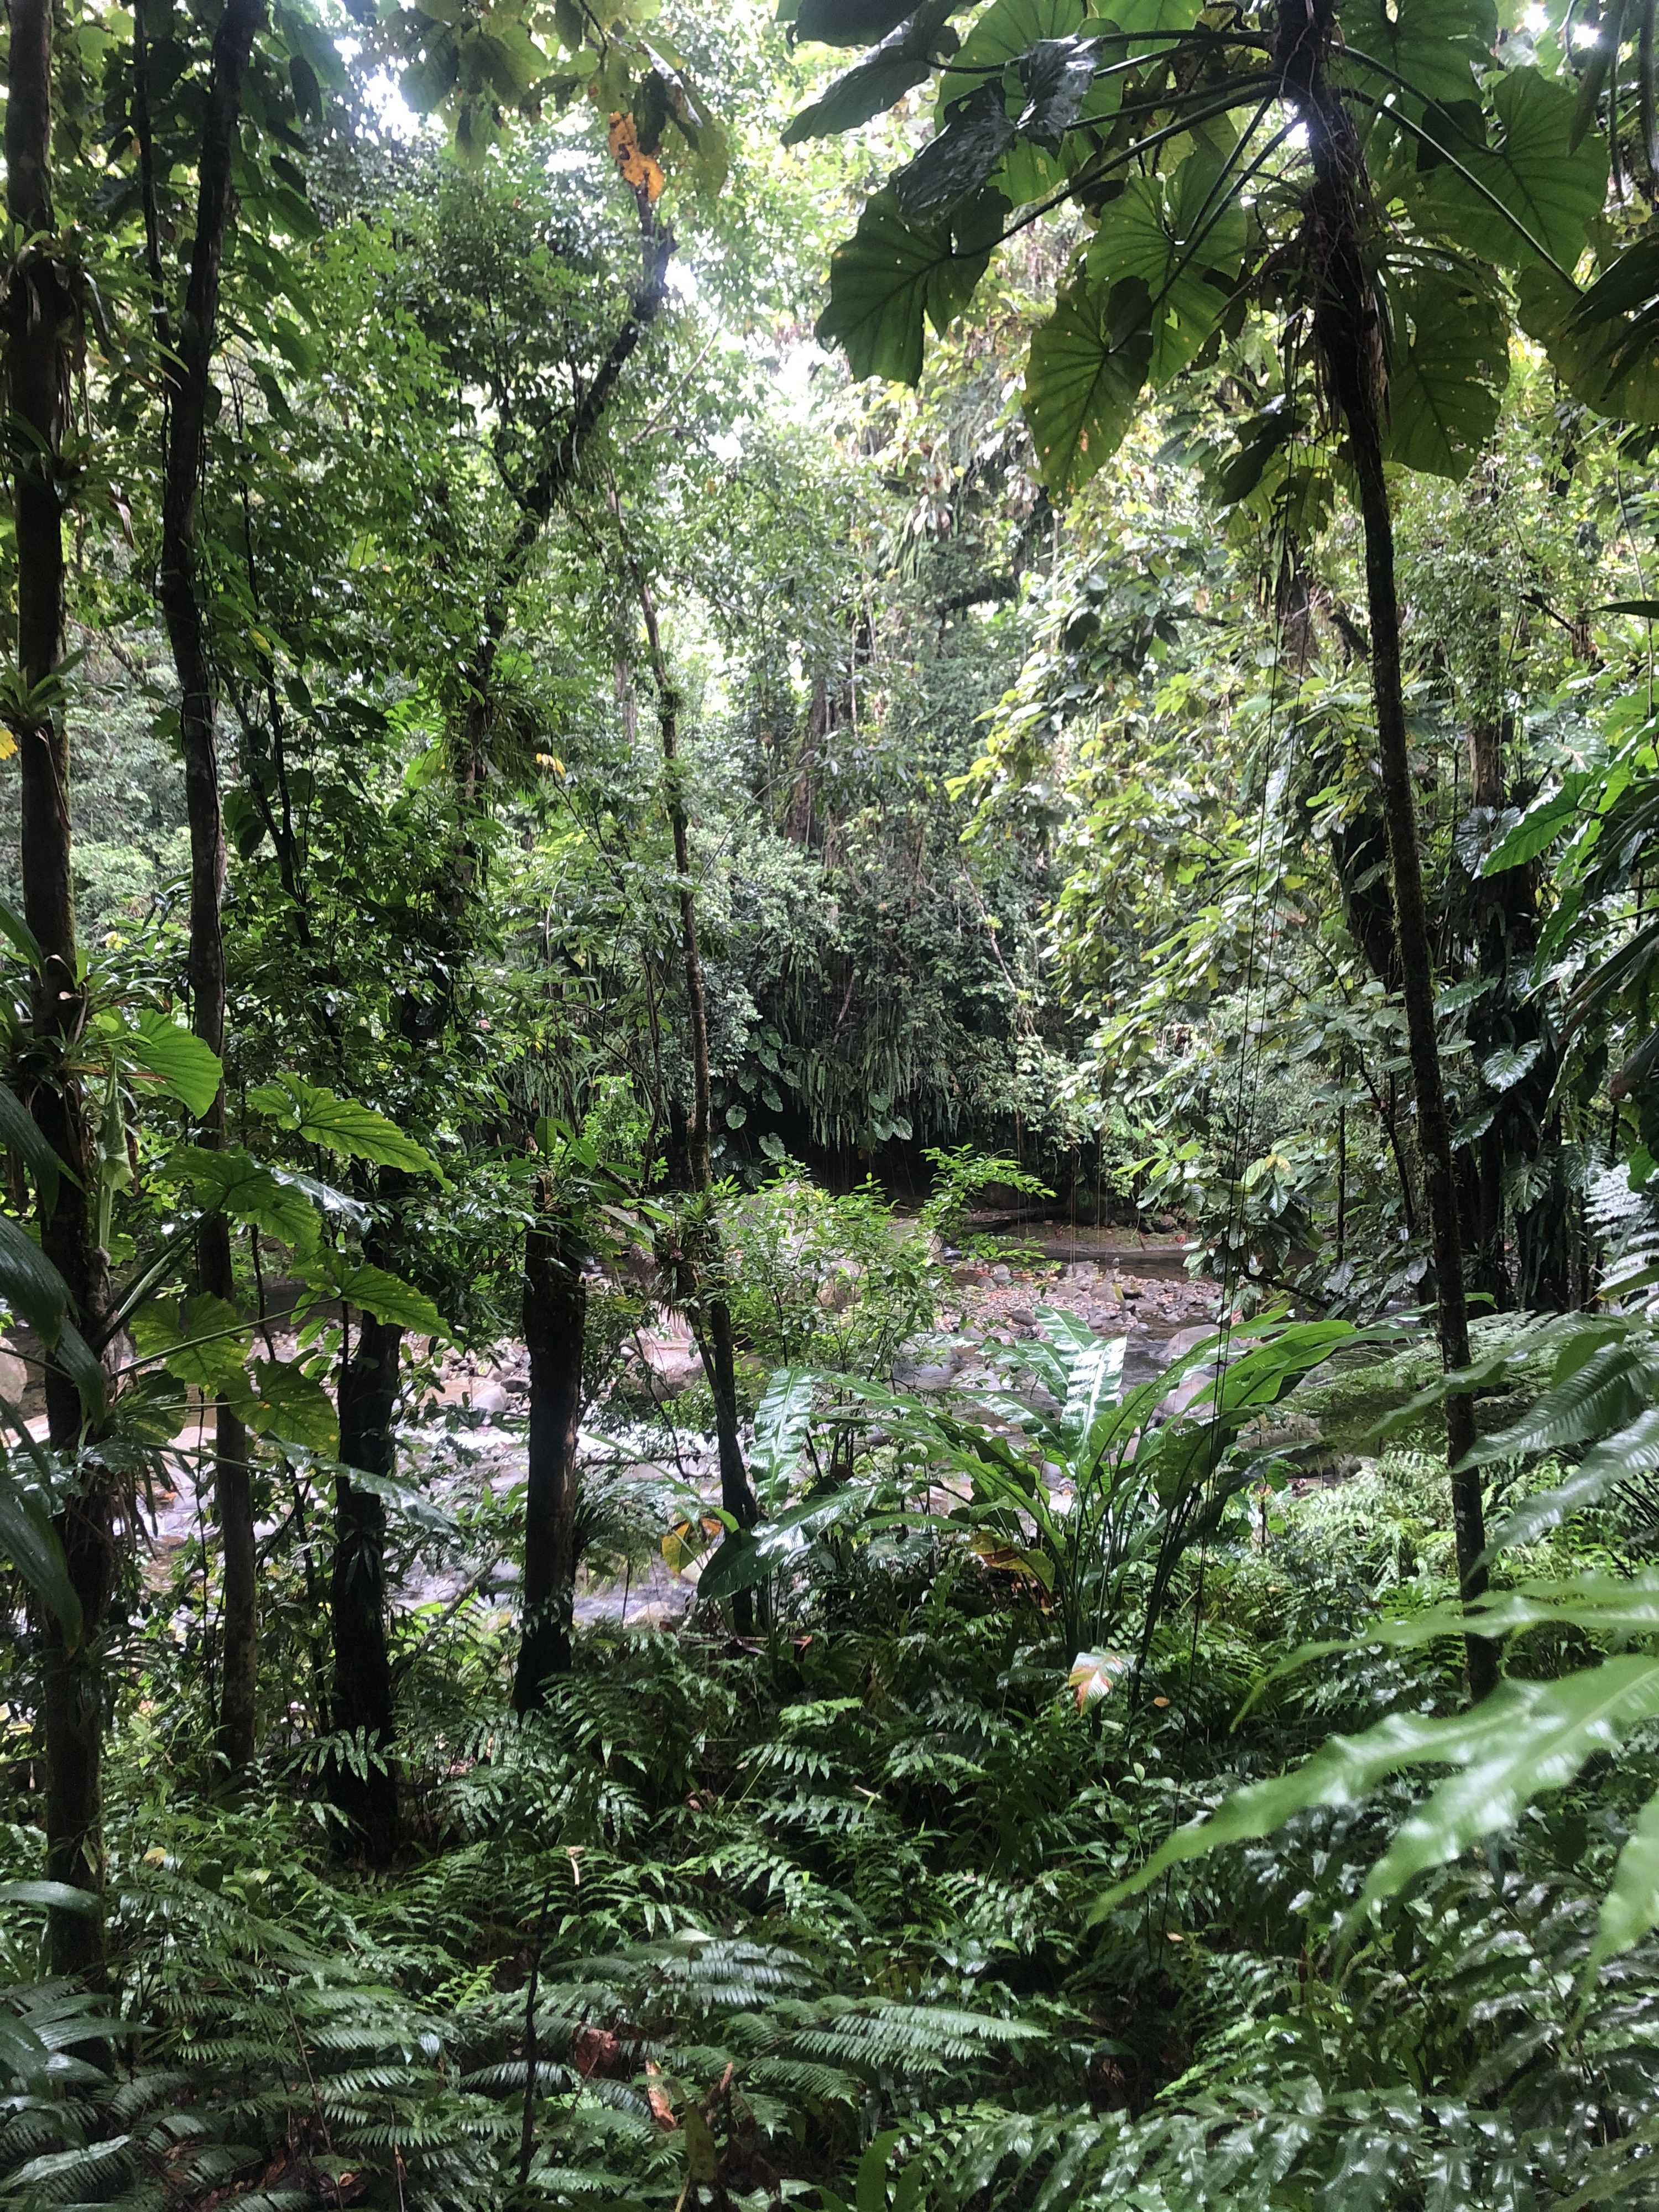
6,0,117,1976
514,1186,586,1710
623,538,758,1608
1285,0,1496,1698
331,1307,401,1860
155,0,265,1772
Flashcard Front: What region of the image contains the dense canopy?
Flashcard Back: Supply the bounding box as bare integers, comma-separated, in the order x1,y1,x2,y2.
11,1,1659,2206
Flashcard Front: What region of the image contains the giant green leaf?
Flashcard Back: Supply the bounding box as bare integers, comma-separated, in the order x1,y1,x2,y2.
130,1294,251,1392
1381,265,1508,479
941,0,1084,204
1423,67,1609,271
168,1145,322,1249
336,1262,446,1338
783,0,957,141
817,187,1007,382
1087,150,1245,384
0,1083,66,1214
239,1357,338,1453
247,1074,436,1174
1519,262,1659,427
119,1011,223,1118
1336,0,1494,108
1022,275,1152,494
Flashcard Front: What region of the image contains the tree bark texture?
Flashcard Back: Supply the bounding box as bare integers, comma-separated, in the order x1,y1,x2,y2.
331,1312,402,1859
1282,0,1497,1699
156,0,266,1772
6,0,118,1975
514,1188,586,1710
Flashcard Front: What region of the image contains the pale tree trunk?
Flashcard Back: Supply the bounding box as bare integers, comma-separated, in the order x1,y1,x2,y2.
155,0,266,1773
1283,0,1496,1698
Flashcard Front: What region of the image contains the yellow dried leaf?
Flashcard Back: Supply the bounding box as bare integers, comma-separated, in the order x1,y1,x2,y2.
608,111,664,204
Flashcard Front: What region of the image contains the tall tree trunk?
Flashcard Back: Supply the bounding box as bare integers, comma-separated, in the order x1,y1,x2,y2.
6,0,117,1976
514,1186,586,1710
331,1306,401,1860
623,538,758,1613
1285,0,1496,1699
155,0,266,1773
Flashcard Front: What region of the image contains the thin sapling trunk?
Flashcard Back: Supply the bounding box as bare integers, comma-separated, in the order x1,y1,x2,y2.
1283,0,1497,1698
156,0,267,1773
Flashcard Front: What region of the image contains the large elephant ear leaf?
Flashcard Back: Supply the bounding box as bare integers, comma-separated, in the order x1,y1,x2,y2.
1022,274,1152,494
817,187,1006,382
1381,265,1509,479
783,0,958,142
1423,67,1608,270
1335,0,1493,110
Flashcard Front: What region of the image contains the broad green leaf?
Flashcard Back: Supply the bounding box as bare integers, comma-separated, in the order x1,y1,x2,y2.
1423,69,1608,271
336,1262,446,1338
893,80,1016,216
1519,261,1659,426
0,1082,64,1213
1023,275,1152,494
130,1294,251,1391
1358,1659,1659,1916
51,1319,106,1425
247,1074,436,1173
783,0,956,141
240,1357,338,1453
752,1366,816,1495
942,0,1084,204
0,1877,100,1911
1336,0,1494,108
0,2011,51,2087
1381,265,1508,479
1480,1039,1544,1091
817,187,1007,383
1480,764,1598,871
1493,1407,1659,1551
0,1212,70,1344
1087,150,1245,384
167,1145,321,1249
0,1466,81,1644
1460,1337,1659,1467
119,1011,223,1118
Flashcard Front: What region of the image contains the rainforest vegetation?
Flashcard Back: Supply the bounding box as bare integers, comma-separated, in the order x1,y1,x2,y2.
19,0,1659,2204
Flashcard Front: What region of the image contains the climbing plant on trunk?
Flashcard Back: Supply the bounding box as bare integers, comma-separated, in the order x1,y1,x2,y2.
792,0,1625,1696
